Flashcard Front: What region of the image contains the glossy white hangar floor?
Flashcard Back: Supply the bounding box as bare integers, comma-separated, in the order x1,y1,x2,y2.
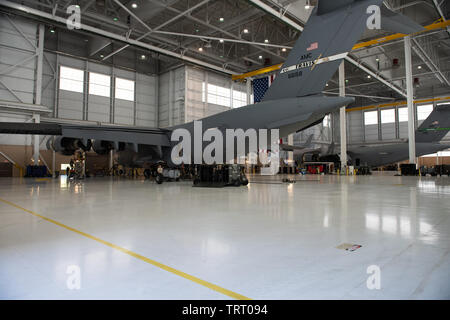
0,174,449,300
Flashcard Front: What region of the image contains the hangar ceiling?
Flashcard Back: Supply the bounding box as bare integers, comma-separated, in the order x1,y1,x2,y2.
0,0,449,107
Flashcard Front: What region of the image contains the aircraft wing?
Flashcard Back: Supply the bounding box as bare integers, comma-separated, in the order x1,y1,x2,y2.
0,122,172,147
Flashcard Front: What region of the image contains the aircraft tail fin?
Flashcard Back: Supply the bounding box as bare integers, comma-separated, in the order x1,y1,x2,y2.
416,104,450,143
263,0,385,101
263,0,424,102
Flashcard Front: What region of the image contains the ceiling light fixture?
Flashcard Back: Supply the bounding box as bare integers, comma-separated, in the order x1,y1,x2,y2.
243,29,249,34
131,3,138,9
140,55,146,60
219,17,224,22
264,39,269,43
198,47,203,52
418,65,422,69
219,39,224,43
282,48,287,52
258,55,263,59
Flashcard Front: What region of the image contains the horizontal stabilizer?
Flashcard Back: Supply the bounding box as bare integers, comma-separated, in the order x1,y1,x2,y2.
381,5,426,34
416,104,450,143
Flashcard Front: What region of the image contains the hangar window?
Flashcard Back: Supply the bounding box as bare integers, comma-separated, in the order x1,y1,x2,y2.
89,72,110,97
115,77,135,101
417,104,433,120
398,107,408,122
381,109,395,124
232,90,247,108
364,110,378,125
59,66,84,93
206,83,231,107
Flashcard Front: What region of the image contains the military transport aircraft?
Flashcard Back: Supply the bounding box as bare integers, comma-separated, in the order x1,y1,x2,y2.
282,106,450,167
0,0,427,170
344,105,450,168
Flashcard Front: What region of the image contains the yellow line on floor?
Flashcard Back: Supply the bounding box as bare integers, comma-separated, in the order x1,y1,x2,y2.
0,197,251,300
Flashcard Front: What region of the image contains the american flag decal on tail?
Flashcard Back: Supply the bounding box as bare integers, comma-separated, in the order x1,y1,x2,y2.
307,42,319,51
252,74,276,103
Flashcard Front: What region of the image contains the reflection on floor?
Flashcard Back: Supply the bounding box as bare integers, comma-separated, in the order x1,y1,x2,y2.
0,174,449,299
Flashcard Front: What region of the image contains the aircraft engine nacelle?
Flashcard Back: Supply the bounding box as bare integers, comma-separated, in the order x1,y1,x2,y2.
47,137,91,155
92,140,116,155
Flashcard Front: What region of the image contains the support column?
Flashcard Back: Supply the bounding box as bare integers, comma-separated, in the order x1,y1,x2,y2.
109,149,114,173
288,134,294,172
405,36,416,165
168,70,174,126
34,24,44,105
339,62,347,173
52,149,56,178
32,113,40,166
32,25,44,168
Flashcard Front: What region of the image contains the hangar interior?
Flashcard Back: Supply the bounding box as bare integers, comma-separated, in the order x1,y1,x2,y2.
0,0,450,300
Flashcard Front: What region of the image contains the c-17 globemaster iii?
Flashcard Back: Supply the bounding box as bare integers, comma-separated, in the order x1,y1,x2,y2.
0,0,427,176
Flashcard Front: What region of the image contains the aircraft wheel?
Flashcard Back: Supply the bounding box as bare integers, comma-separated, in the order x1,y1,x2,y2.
233,179,241,187
155,175,163,184
240,177,249,186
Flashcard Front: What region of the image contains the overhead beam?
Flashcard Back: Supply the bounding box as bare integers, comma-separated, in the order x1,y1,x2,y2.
432,0,450,36
247,0,304,31
148,30,293,49
412,38,450,86
345,56,406,97
149,0,286,61
346,96,450,112
104,0,211,60
0,0,236,75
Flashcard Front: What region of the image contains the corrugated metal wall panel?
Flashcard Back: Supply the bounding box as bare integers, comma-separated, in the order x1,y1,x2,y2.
136,73,157,127
88,95,110,123
114,100,134,125
41,53,56,113
0,16,37,104
349,110,363,143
